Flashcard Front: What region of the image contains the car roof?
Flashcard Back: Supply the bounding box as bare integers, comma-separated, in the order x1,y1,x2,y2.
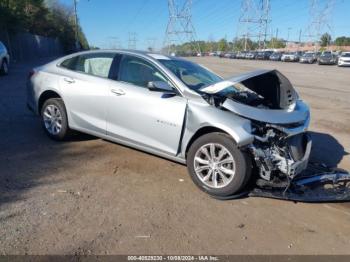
62,49,188,63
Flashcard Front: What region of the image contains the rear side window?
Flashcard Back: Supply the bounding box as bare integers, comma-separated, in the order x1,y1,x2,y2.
60,53,116,78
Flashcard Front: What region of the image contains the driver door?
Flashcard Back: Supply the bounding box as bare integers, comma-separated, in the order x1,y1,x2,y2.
106,55,187,155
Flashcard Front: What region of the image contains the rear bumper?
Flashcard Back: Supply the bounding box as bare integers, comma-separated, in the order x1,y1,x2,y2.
26,80,38,115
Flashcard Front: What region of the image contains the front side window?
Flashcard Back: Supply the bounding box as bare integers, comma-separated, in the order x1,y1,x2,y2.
60,53,115,78
119,55,169,88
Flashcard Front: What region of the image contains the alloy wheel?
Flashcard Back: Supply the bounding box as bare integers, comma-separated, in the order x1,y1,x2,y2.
193,143,236,189
43,104,63,135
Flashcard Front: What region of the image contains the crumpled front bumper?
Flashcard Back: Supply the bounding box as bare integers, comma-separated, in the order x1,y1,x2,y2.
283,133,312,178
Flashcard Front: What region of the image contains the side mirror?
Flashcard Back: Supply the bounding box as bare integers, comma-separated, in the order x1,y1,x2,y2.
147,81,175,93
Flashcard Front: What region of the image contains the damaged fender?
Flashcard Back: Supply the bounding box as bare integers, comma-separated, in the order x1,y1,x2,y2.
179,100,254,159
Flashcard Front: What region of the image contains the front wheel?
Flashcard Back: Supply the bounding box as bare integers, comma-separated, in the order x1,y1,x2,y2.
41,98,72,140
187,132,251,197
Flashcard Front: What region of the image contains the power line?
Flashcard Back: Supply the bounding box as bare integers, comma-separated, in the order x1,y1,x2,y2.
236,0,271,50
304,0,336,50
107,37,122,49
125,0,150,32
163,0,200,54
128,32,138,50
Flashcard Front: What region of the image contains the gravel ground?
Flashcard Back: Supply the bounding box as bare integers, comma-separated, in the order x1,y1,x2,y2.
0,57,350,255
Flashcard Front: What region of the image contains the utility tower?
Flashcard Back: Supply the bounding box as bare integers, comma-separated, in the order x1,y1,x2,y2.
163,0,200,55
236,0,271,51
128,32,138,50
304,0,336,50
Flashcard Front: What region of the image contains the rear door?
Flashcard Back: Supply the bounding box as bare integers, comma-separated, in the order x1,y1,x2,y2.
58,53,116,135
106,54,187,155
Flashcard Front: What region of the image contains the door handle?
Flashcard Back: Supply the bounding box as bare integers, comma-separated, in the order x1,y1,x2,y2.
111,89,125,96
63,77,75,84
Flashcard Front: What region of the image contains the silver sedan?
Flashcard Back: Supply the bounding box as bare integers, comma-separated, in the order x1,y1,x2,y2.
27,50,311,197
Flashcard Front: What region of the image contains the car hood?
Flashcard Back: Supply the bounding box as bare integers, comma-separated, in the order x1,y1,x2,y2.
200,70,309,124
222,99,310,124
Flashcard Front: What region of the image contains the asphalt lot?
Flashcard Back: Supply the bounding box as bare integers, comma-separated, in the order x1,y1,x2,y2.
1,57,350,255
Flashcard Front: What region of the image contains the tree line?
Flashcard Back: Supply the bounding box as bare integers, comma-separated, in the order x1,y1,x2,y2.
320,33,350,47
167,37,286,55
0,0,88,52
169,33,350,55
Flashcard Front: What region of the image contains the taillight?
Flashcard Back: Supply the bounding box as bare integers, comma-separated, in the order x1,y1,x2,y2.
28,69,36,79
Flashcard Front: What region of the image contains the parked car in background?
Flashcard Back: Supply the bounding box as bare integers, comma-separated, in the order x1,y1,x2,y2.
224,53,231,59
27,50,311,197
229,52,237,59
269,52,283,61
318,51,337,65
299,52,317,64
246,51,256,59
338,52,350,67
281,52,300,62
0,41,10,75
236,51,248,59
256,51,273,60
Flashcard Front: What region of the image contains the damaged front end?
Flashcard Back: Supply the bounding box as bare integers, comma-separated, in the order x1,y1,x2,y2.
200,70,350,202
248,121,312,182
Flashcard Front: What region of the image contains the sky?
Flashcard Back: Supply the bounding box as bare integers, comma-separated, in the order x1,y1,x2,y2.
60,0,350,50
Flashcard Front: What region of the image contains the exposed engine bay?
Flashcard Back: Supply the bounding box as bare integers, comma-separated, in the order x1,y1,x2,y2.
249,122,311,181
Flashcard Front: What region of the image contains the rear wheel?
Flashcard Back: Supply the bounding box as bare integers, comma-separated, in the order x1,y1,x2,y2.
41,98,71,140
187,132,251,197
0,60,8,75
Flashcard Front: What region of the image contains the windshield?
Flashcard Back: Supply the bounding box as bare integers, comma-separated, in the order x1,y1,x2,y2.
322,52,332,57
341,53,350,57
304,53,314,57
158,59,222,90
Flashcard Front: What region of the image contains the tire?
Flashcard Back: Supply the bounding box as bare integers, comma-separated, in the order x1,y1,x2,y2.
41,98,71,141
0,60,8,75
187,132,252,197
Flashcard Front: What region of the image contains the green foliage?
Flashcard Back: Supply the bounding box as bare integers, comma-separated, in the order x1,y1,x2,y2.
320,33,332,47
217,38,228,52
266,38,286,49
334,36,350,46
232,38,258,51
167,37,265,55
0,0,89,52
